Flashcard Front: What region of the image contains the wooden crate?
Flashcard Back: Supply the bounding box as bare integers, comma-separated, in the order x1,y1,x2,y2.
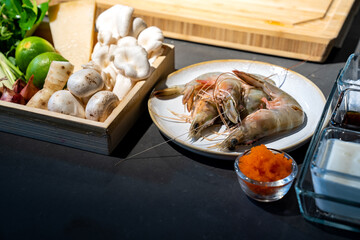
0,43,174,154
1,3,175,154
43,0,357,62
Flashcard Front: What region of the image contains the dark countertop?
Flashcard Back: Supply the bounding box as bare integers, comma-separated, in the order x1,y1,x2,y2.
1,8,360,240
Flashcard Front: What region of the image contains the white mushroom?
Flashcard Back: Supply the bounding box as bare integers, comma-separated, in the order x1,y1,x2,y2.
112,73,133,100
113,45,150,80
148,47,164,64
85,91,120,122
91,43,110,69
96,5,123,40
48,90,85,118
101,62,119,90
97,30,117,46
138,26,164,56
115,5,134,37
129,17,147,38
67,69,104,99
116,36,138,48
81,60,102,74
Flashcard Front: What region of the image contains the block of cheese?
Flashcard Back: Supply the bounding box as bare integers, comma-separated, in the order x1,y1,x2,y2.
48,0,96,72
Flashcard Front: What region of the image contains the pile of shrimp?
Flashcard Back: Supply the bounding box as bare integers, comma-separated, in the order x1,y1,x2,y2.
153,70,305,151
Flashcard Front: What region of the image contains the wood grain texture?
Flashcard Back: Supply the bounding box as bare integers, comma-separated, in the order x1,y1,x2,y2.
39,0,356,61
83,0,355,62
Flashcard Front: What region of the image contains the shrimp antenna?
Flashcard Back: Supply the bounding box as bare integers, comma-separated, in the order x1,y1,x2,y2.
278,60,307,88
115,107,223,166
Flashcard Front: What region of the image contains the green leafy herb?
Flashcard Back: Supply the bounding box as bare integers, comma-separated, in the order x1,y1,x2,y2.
0,0,49,57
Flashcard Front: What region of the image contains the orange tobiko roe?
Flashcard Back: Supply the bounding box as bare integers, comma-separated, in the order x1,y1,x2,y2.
238,145,292,182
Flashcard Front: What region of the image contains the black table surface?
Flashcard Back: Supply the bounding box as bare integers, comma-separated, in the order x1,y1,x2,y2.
1,10,360,240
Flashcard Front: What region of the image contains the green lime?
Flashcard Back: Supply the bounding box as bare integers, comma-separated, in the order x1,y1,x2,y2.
26,52,68,89
15,36,55,73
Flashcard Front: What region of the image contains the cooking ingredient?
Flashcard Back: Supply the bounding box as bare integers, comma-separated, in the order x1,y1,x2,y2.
129,18,147,38
0,0,49,57
25,52,68,89
48,0,96,72
342,111,360,130
138,26,164,60
116,36,138,48
88,4,163,98
85,91,119,122
238,145,292,182
319,139,360,188
219,70,304,150
189,88,219,138
112,74,133,100
67,69,104,102
20,75,39,102
311,138,360,219
213,72,243,124
96,4,134,41
0,85,25,104
153,71,293,144
27,61,74,109
48,90,85,118
0,52,23,89
15,36,55,73
0,77,38,104
154,72,221,112
113,45,150,80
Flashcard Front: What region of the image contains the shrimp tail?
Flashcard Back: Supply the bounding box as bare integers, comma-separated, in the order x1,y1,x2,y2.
153,84,186,98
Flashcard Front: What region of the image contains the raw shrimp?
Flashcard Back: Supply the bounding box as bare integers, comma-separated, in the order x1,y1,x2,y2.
238,72,276,118
189,89,219,138
154,72,221,112
213,73,243,124
219,70,304,150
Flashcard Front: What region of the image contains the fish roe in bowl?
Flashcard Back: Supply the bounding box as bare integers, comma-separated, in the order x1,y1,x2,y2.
234,144,298,202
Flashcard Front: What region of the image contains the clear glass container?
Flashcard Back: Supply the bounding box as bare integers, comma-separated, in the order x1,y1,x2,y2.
295,53,360,232
235,148,298,202
331,88,360,131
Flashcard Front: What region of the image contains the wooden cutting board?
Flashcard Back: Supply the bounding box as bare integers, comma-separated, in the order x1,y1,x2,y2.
43,0,357,62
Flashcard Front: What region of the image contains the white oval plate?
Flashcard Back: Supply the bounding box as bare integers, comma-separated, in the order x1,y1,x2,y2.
148,60,325,160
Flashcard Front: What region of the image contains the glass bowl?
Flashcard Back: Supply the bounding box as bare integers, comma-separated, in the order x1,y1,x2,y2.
234,148,298,202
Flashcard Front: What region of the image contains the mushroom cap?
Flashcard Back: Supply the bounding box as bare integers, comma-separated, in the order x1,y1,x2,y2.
113,45,150,80
129,17,147,38
91,43,110,69
67,69,105,98
48,90,85,118
116,36,138,48
115,5,134,37
85,90,120,122
138,26,164,54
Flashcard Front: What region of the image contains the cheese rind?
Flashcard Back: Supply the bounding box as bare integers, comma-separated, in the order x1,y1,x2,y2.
48,0,96,72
